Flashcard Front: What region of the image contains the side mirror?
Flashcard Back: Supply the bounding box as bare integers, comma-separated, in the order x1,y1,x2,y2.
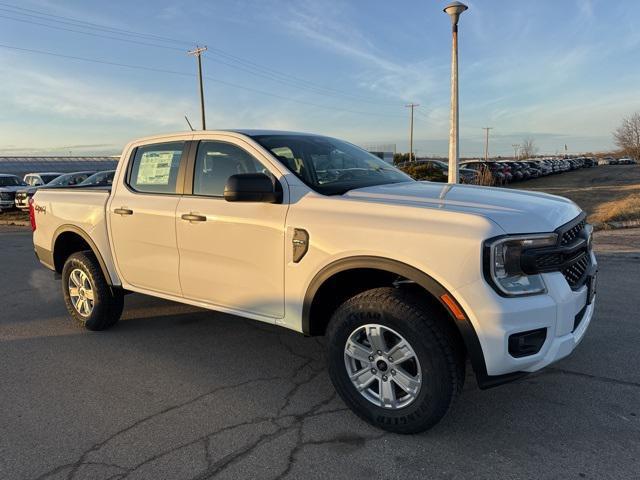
223,173,282,203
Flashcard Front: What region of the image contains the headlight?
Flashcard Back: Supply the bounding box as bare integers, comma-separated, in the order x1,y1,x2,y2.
484,234,558,296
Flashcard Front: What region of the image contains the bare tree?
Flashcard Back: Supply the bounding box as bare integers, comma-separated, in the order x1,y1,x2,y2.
613,112,640,161
520,137,538,159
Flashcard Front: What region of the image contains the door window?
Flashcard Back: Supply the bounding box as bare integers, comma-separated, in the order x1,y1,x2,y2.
193,141,267,197
128,142,185,194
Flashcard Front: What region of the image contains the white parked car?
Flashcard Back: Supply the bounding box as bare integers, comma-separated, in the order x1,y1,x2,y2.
15,172,63,209
30,130,597,433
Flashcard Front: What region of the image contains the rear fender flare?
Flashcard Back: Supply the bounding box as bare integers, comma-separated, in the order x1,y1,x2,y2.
52,224,114,286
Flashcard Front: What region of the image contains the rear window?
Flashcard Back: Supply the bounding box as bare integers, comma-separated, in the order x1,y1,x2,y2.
41,174,61,184
128,142,185,194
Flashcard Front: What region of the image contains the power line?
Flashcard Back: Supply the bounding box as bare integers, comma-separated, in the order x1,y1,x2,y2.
202,56,399,106
0,3,194,46
0,1,401,107
0,11,401,106
202,48,400,106
0,43,405,119
0,9,400,106
0,12,185,51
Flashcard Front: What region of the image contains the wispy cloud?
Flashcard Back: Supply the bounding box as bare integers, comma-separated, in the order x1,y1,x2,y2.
0,55,191,126
280,0,442,103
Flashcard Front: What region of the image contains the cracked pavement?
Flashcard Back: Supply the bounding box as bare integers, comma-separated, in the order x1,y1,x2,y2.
1,225,639,479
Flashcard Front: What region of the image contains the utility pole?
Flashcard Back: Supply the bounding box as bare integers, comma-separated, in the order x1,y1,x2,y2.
512,143,520,160
187,46,208,130
405,103,419,162
482,127,493,161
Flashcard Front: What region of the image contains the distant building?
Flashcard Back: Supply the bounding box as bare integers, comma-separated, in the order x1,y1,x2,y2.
360,143,396,164
0,156,118,179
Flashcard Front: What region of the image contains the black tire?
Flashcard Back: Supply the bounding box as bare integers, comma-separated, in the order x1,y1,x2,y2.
326,287,464,434
61,251,124,331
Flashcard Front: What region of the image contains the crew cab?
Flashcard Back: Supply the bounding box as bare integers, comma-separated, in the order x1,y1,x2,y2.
31,130,597,433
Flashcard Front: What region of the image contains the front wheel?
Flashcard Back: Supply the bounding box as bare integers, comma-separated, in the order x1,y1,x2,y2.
326,287,464,434
62,251,124,330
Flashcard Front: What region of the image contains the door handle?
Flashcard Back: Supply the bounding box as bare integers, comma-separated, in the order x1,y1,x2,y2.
181,213,207,222
114,208,133,216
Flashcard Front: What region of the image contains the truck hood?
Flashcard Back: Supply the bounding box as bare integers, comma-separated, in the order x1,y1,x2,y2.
344,181,582,234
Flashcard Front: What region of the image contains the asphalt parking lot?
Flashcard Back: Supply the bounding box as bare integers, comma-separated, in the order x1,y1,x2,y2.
1,225,639,480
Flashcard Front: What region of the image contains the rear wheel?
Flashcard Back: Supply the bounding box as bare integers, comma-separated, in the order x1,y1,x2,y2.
62,251,123,330
326,287,464,434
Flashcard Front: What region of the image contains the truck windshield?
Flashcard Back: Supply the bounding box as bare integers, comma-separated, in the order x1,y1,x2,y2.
40,174,62,184
252,134,413,195
0,176,23,186
47,172,94,187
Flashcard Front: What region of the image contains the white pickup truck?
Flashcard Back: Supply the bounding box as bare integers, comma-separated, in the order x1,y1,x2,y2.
31,130,597,433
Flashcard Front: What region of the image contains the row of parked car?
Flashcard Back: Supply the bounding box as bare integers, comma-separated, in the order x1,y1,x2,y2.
459,157,599,185
397,156,601,185
597,157,637,165
0,170,115,212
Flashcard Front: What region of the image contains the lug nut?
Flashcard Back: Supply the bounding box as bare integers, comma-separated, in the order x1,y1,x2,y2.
368,355,374,361
388,356,393,362
371,368,377,374
391,369,396,375
382,375,388,381
377,350,382,355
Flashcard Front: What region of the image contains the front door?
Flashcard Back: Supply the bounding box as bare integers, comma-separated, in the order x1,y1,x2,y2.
109,141,187,296
176,139,287,319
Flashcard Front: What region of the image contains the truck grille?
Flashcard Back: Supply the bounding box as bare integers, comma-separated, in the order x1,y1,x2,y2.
561,219,586,245
0,191,15,201
535,252,562,269
562,254,590,288
556,215,592,290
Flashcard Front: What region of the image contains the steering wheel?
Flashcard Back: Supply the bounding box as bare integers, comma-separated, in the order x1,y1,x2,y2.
337,171,356,181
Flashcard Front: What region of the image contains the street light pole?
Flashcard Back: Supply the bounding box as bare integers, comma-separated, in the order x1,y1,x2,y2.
405,103,419,162
444,2,468,184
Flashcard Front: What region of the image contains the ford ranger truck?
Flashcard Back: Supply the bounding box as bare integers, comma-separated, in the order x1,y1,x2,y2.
31,130,597,433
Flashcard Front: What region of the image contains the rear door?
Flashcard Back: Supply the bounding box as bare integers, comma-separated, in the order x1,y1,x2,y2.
108,139,191,296
175,136,288,319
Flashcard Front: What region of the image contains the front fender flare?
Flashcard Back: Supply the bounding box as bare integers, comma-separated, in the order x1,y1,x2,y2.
302,256,516,389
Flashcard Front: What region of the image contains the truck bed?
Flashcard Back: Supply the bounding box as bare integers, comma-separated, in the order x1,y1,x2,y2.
32,186,120,285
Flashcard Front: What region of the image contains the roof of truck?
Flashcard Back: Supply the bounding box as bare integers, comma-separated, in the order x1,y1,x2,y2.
133,129,323,140
225,129,321,136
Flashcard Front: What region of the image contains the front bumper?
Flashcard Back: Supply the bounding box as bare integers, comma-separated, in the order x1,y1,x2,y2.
0,199,14,209
454,250,596,379
14,193,30,209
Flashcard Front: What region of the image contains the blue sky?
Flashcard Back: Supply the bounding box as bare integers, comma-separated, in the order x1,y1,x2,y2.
0,0,639,157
